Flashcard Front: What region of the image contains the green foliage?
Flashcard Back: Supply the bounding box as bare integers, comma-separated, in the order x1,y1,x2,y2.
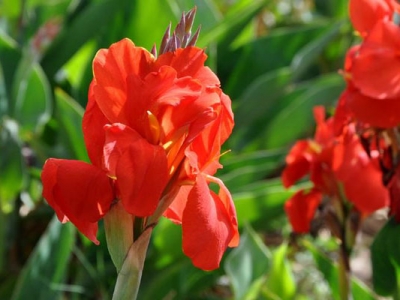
0,0,380,299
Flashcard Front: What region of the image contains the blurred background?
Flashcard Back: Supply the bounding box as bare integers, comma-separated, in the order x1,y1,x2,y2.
0,0,376,299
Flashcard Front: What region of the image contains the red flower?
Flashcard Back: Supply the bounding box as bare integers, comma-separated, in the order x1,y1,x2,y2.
282,107,388,233
349,0,399,37
339,21,400,128
41,38,238,270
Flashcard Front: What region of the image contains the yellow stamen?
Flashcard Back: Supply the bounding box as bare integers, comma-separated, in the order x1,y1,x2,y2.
147,111,161,145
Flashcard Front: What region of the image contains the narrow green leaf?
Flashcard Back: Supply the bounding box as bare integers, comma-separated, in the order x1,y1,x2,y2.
0,118,24,212
291,21,344,80
11,216,75,300
40,0,120,77
225,224,271,300
304,240,375,300
265,244,295,300
261,73,344,149
12,59,52,136
371,217,400,296
55,89,89,161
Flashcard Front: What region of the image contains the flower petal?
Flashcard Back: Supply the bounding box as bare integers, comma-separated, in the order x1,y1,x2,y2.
104,124,169,216
333,129,389,214
284,189,322,233
282,141,312,188
93,38,154,124
182,175,236,270
82,81,109,168
41,158,114,244
352,20,400,99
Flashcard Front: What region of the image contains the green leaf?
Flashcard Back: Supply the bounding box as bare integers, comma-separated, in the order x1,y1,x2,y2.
12,59,52,136
0,31,21,104
0,118,24,212
198,0,266,48
304,240,375,300
265,243,295,300
291,21,344,80
220,149,287,192
55,89,89,161
232,179,306,230
260,73,344,149
220,23,328,98
11,216,75,300
225,224,271,300
371,217,400,296
40,0,121,78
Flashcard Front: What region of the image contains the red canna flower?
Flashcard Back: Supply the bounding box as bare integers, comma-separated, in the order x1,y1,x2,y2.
41,38,238,270
282,106,389,233
339,20,400,128
349,0,399,37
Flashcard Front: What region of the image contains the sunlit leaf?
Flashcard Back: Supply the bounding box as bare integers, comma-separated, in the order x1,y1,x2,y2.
225,224,271,300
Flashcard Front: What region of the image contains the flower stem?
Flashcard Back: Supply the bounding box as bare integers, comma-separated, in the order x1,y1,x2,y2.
112,226,153,300
338,242,350,300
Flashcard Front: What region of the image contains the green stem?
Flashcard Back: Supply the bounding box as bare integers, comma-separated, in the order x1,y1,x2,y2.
338,243,350,300
112,226,153,300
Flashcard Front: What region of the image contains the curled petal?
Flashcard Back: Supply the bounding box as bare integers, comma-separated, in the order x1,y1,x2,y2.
352,20,400,99
349,0,393,37
82,81,109,168
93,38,155,124
41,159,114,244
333,131,389,214
282,141,312,188
284,189,322,233
344,83,400,128
182,175,237,270
104,124,169,216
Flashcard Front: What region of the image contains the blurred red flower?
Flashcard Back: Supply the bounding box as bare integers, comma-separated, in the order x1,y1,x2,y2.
282,106,389,233
41,38,238,270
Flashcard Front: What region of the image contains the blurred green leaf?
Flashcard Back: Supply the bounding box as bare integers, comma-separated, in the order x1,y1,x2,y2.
198,0,266,48
41,0,121,77
0,31,21,102
305,240,375,300
232,179,300,230
225,224,271,300
371,217,400,297
265,243,295,300
260,73,344,149
291,21,344,80
55,89,88,161
12,58,52,136
11,216,75,300
220,23,328,98
0,118,24,212
220,149,286,192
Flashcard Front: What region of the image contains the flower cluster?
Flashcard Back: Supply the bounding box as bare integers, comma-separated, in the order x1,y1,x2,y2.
282,0,400,234
41,38,238,270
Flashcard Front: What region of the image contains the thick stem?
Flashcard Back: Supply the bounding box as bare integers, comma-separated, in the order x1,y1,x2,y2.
112,226,153,300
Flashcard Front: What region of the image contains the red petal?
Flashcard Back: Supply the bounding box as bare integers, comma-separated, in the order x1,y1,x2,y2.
333,130,389,214
154,47,208,79
82,81,109,168
284,189,322,233
349,0,392,37
182,175,236,270
352,20,400,99
93,38,154,124
104,124,169,216
344,83,400,128
282,141,312,188
41,159,114,244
